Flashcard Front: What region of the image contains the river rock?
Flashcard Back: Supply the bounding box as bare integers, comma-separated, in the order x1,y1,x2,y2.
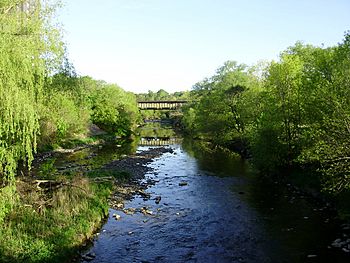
141,207,153,215
332,238,342,248
113,213,121,220
342,224,350,231
123,208,136,215
179,181,188,186
155,196,161,204
82,252,96,261
137,190,151,199
116,203,124,209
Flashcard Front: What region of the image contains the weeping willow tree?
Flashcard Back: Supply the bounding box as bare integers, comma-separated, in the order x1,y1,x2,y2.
0,0,63,221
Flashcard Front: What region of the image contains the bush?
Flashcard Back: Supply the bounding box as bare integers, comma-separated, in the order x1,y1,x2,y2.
38,93,90,148
90,83,139,137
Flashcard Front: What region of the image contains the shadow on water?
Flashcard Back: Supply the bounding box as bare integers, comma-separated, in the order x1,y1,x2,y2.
182,139,350,263
181,138,250,178
243,177,348,263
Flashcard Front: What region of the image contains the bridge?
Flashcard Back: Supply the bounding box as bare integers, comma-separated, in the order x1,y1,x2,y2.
137,100,188,110
139,137,182,146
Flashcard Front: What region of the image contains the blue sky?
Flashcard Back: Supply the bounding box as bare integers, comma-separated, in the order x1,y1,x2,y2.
58,0,350,93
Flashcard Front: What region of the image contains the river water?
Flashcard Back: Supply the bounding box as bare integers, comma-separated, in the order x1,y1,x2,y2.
72,124,350,263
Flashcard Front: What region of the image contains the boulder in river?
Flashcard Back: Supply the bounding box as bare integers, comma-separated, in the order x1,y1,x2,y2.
155,196,161,204
140,207,153,215
116,203,124,209
123,208,136,215
82,252,96,261
113,213,121,220
179,181,188,186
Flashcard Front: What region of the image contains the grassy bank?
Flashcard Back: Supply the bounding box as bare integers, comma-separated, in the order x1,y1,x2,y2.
0,169,127,263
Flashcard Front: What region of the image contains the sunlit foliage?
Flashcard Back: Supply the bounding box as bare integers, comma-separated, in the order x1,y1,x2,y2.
183,33,350,192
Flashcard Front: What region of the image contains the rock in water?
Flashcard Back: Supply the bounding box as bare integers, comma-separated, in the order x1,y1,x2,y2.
82,252,96,261
123,208,136,215
140,207,153,215
155,196,161,204
307,255,317,258
113,213,121,220
179,181,188,186
116,203,124,209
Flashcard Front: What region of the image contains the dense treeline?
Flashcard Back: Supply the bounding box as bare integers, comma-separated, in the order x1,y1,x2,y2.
41,71,139,146
182,33,350,193
136,89,190,101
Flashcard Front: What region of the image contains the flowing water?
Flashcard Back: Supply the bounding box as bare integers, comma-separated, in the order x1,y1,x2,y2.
37,123,350,262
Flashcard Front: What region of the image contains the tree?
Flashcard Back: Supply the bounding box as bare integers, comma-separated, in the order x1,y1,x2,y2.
298,33,350,192
182,61,259,145
0,0,63,221
0,0,63,179
90,83,139,136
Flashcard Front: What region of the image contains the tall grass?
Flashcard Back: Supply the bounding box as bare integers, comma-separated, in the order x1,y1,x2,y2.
0,176,113,263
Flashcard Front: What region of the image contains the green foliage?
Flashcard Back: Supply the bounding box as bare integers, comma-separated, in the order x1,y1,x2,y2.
0,177,112,263
0,3,140,259
0,0,57,180
0,0,63,224
136,89,190,101
39,92,90,147
182,61,260,144
38,158,57,179
183,33,350,193
0,185,17,224
251,52,305,170
295,34,350,192
90,82,139,137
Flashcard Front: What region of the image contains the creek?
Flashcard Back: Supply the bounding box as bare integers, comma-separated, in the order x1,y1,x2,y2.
37,123,350,262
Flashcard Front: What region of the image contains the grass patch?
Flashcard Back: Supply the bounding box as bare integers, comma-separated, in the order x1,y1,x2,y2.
0,175,113,263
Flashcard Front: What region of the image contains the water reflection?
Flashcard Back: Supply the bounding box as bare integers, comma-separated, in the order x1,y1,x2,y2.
137,122,181,146
32,138,138,178
181,138,250,178
182,139,349,263
139,137,182,146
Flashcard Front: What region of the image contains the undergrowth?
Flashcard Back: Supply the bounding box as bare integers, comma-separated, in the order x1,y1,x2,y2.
0,170,128,263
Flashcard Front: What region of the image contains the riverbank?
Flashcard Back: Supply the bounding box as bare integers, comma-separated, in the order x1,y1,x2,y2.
0,139,172,263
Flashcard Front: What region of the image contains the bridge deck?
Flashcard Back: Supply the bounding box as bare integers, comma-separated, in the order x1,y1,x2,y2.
138,100,188,110
139,137,182,146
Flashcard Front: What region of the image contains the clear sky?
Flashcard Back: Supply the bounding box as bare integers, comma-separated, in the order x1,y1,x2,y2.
58,0,350,93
